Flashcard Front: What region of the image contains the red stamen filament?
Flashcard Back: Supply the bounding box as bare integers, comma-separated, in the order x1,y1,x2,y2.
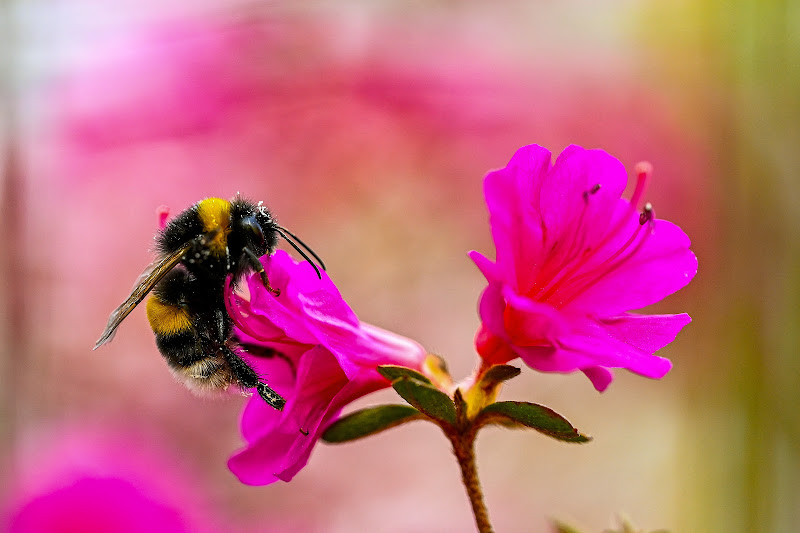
532,167,655,307
530,184,601,300
553,205,655,307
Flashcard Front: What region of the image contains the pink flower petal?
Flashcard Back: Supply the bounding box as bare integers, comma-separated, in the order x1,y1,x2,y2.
599,313,692,353
508,315,675,390
360,322,428,369
501,286,570,346
581,366,614,392
474,326,517,365
512,344,596,373
565,219,698,315
476,282,507,339
468,250,500,284
557,318,674,379
483,145,551,290
227,425,309,486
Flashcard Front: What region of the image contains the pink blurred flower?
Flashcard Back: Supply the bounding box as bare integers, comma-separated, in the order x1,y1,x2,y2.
225,251,427,485
470,145,697,391
8,478,190,533
3,427,214,533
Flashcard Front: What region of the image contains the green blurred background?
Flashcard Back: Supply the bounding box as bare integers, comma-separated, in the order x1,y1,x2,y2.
1,1,798,531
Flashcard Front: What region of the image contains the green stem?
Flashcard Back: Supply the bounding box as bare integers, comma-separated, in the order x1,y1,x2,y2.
450,430,494,533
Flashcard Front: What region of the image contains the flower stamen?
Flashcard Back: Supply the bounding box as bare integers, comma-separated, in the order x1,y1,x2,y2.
592,161,652,251
639,202,654,226
555,202,656,306
582,183,602,203
542,166,655,304
531,183,602,298
630,162,652,211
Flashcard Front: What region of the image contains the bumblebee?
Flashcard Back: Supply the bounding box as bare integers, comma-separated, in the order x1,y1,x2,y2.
94,196,324,410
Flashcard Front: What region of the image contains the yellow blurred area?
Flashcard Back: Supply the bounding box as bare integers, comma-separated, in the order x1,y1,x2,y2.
1,1,798,532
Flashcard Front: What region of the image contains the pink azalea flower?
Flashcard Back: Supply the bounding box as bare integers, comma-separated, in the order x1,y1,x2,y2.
225,251,427,485
470,145,697,392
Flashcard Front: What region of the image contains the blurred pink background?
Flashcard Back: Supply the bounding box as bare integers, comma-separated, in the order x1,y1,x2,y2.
1,1,795,532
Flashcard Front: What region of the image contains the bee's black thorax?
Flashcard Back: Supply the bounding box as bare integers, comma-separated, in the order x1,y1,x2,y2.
155,197,278,283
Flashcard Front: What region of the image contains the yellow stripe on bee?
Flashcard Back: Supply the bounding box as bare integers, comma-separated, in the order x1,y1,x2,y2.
197,197,231,255
146,296,193,336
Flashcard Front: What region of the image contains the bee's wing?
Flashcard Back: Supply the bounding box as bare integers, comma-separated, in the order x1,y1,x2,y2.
94,242,192,349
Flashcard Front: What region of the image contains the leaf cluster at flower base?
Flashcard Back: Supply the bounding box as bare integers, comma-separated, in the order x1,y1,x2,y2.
321,362,590,445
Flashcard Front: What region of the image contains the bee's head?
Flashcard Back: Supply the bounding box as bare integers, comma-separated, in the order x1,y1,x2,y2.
230,197,325,281
236,205,278,258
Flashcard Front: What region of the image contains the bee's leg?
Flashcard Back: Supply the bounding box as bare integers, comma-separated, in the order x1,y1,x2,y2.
221,345,286,410
213,308,231,341
232,335,298,379
243,247,280,296
255,381,287,411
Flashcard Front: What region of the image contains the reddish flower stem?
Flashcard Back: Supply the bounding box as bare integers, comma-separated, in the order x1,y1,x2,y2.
449,430,494,533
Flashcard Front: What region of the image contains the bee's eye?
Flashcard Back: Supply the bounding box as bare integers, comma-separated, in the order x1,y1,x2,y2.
240,216,266,247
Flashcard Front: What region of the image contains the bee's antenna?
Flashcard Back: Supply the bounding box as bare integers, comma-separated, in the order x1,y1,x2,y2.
273,226,324,280
274,225,326,271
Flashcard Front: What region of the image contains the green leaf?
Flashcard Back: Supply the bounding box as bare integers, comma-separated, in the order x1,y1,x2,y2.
480,364,521,385
377,365,432,385
391,377,456,427
477,401,591,443
322,404,423,444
